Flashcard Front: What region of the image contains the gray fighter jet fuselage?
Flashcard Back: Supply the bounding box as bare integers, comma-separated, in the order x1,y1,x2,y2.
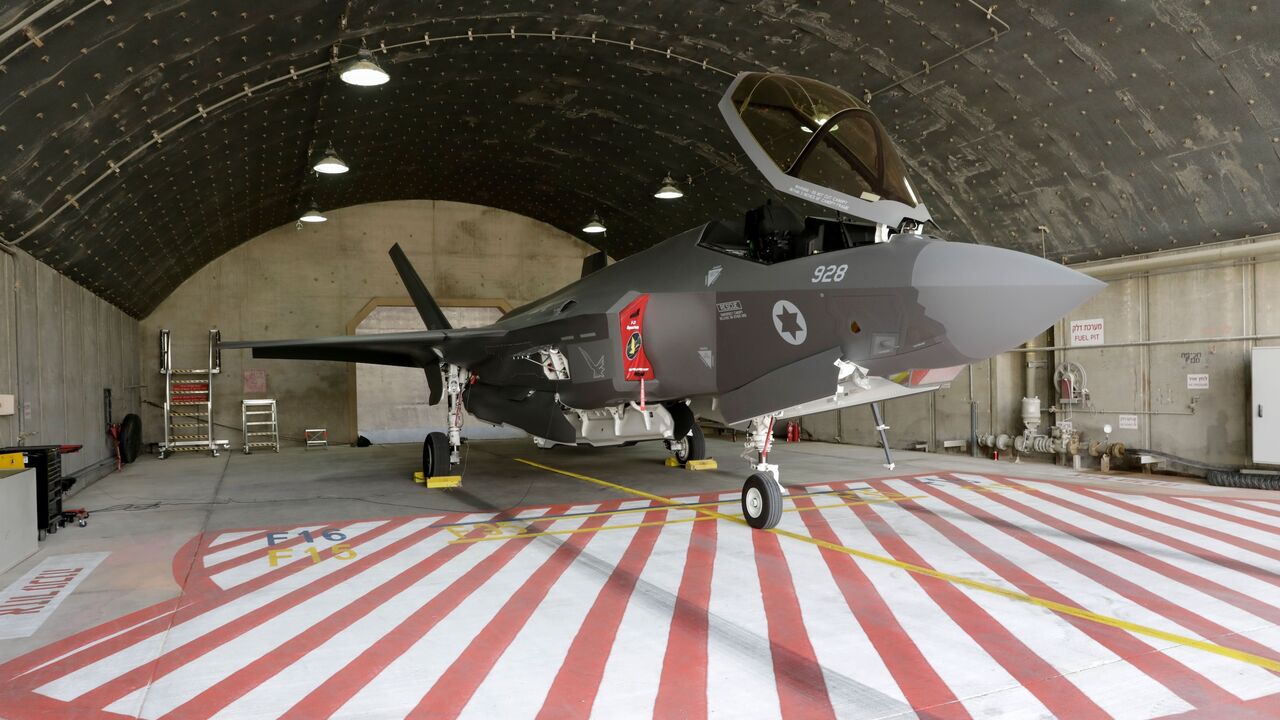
226,71,1104,529
468,215,1098,433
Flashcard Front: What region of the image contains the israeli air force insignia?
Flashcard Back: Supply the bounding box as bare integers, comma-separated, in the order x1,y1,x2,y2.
772,300,807,345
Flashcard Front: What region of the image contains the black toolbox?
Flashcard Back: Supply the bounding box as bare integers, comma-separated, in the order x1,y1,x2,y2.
0,445,64,537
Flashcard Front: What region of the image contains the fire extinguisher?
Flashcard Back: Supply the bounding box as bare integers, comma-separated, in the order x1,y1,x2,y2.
786,420,800,443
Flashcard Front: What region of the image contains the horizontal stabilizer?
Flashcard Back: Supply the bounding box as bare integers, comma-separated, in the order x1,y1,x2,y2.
222,326,508,369
389,244,452,330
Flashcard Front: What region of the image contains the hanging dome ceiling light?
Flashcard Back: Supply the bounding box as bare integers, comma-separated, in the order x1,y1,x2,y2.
340,48,390,86
312,146,349,174
654,175,684,200
299,205,328,223
582,212,607,234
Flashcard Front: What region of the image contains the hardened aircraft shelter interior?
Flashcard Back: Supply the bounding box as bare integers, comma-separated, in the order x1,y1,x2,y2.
1,2,1279,719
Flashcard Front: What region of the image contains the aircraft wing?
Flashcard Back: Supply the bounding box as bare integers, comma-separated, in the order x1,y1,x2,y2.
223,327,508,368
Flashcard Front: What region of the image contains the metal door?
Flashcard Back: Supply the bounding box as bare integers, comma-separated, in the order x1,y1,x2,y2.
1253,347,1280,464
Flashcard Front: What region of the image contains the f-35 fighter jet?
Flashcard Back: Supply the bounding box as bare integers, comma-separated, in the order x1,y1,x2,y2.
226,72,1102,529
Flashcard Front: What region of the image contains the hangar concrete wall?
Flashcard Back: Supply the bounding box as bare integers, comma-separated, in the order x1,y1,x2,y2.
0,248,141,478
803,245,1280,470
139,200,594,448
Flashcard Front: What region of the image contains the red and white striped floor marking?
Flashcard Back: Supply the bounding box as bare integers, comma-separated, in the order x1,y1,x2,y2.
939,475,1280,704
535,507,668,720
283,505,584,719
0,473,1278,720
788,489,956,718
855,483,1109,719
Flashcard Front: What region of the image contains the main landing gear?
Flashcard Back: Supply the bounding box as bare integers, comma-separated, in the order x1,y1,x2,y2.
740,415,785,529
665,403,706,465
423,364,465,480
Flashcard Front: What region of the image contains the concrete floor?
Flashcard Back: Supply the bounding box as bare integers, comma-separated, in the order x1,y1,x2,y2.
1,436,1278,718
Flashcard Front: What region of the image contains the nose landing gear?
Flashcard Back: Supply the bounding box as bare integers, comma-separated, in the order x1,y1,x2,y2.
740,415,786,529
742,472,782,529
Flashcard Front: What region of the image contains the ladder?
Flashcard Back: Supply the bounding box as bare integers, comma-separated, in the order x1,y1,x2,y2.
158,329,229,459
242,399,280,454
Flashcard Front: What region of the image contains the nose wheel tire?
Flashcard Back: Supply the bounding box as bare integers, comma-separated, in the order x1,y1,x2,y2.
742,472,782,529
423,432,450,479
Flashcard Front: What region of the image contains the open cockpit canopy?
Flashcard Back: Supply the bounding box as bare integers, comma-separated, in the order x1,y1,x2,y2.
719,72,931,229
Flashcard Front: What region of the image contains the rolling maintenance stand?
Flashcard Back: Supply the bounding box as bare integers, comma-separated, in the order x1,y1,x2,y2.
158,329,230,458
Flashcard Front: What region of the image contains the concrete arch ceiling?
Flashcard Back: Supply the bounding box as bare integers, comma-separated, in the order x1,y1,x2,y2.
0,1,1276,318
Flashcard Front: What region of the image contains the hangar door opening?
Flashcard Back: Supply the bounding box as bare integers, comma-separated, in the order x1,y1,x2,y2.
355,305,522,443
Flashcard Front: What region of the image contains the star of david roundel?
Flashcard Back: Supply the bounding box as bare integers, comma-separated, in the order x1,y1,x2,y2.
771,300,807,345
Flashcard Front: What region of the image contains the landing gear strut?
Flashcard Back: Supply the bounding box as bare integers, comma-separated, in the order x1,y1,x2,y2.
423,364,465,480
740,415,785,529
870,402,896,470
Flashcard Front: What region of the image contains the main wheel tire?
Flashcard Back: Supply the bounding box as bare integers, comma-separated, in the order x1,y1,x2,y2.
742,472,782,529
675,424,706,463
667,402,695,441
119,413,142,464
423,432,450,479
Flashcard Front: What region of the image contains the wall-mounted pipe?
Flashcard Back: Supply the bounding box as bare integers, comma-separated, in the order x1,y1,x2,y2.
1071,234,1280,279
1048,407,1196,417
1023,339,1037,400
1006,332,1280,353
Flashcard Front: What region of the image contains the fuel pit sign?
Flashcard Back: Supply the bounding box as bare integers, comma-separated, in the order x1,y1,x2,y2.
1070,318,1104,346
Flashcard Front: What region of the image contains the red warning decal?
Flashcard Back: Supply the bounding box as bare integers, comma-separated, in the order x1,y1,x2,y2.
620,294,653,381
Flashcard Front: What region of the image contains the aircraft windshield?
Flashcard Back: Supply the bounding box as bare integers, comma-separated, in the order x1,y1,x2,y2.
727,73,920,208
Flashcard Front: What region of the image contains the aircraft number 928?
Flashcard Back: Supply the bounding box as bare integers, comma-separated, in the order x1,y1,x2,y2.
811,264,848,283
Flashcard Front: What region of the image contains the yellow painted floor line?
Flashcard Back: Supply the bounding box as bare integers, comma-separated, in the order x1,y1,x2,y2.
514,457,1280,674
448,494,922,545
450,514,715,544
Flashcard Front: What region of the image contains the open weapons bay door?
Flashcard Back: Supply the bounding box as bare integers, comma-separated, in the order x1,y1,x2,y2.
718,72,932,229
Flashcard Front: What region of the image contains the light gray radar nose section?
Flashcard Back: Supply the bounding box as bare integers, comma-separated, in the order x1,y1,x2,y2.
912,241,1105,361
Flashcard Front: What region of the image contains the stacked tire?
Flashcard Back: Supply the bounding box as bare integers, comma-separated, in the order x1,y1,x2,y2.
120,413,142,464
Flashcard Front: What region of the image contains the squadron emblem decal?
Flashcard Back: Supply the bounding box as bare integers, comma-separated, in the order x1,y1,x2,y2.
705,265,723,287
619,295,652,382
772,299,808,345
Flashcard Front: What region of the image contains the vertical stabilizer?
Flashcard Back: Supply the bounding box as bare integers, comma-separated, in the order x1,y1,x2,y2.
581,250,608,279
389,243,452,330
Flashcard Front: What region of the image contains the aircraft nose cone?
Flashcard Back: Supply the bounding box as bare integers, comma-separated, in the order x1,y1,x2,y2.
911,240,1104,361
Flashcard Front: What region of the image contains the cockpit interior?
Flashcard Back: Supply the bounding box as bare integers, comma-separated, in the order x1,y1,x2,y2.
699,201,881,265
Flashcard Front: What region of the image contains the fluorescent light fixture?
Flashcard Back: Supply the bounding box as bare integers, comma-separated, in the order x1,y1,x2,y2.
340,49,390,86
654,176,683,200
582,213,607,234
904,177,919,206
313,147,349,174
800,115,829,134
299,206,327,223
